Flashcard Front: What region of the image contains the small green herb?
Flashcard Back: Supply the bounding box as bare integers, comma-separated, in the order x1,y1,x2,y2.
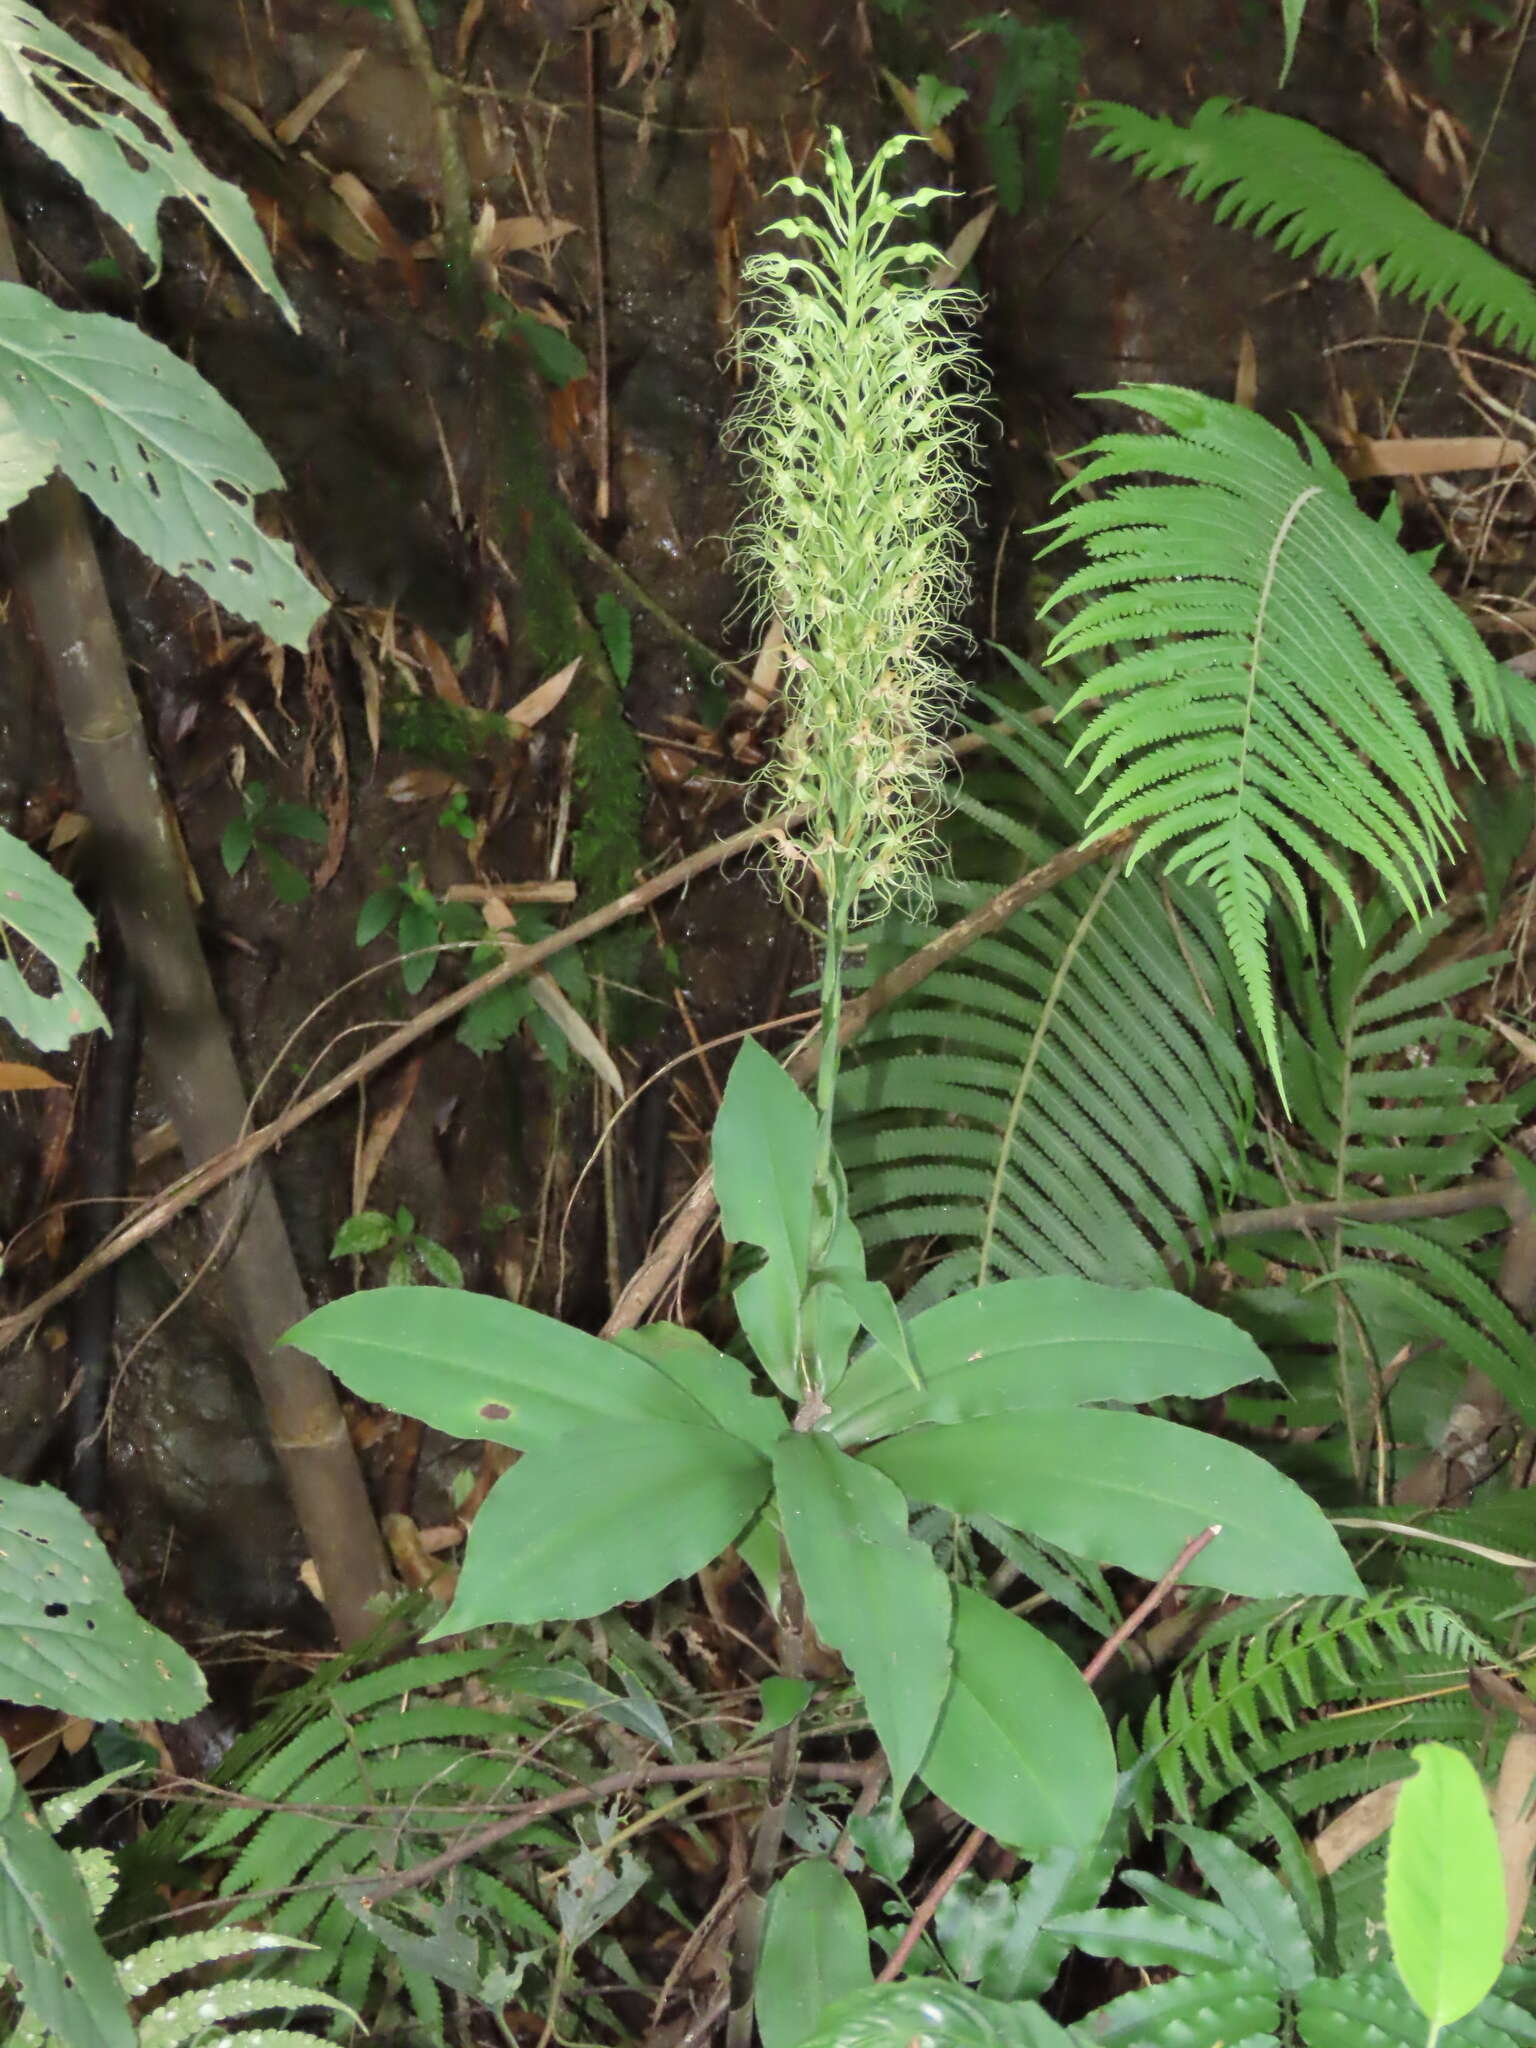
220,780,327,905
330,1203,464,1288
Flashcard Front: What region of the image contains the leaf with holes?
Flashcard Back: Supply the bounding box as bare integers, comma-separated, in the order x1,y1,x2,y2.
0,0,298,324
0,1478,206,1720
0,824,106,1052
0,287,324,646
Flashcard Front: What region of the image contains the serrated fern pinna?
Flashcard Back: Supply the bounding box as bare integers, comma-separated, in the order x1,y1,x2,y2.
1079,97,1536,362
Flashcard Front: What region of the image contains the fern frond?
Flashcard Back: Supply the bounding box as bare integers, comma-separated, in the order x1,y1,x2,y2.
1079,98,1536,361
1038,384,1507,1081
1217,903,1532,1463
837,683,1251,1299
1127,1591,1485,1824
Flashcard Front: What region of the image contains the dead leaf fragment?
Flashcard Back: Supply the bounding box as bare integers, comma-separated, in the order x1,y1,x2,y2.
0,1063,64,1091
277,48,366,146
1342,435,1528,478
506,656,579,731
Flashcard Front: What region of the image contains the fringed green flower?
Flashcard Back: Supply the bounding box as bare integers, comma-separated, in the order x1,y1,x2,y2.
730,128,984,920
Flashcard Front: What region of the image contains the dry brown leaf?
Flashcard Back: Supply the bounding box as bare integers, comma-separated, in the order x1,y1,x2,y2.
413,628,467,707
529,971,623,1093
929,205,994,290
46,811,88,852
1491,1015,1536,1068
210,91,286,161
484,214,581,258
1309,1780,1400,1875
276,48,366,146
745,615,786,712
385,766,458,804
344,622,383,762
880,68,954,163
506,656,579,730
226,690,283,762
330,173,422,301
0,1063,64,1091
1342,435,1528,478
353,1053,424,1213
1234,328,1258,410
455,0,486,69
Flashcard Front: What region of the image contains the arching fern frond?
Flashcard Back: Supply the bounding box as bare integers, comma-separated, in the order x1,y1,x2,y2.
1216,902,1534,1475
1038,383,1509,1082
1125,1590,1490,1827
1078,98,1536,361
836,676,1251,1304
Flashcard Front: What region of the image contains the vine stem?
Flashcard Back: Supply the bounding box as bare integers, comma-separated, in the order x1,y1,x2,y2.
876,1524,1222,1984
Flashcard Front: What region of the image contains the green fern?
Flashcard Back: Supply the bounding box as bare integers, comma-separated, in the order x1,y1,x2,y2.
1126,1590,1490,1826
1037,383,1509,1083
1079,98,1536,361
1219,901,1532,1475
836,674,1252,1302
135,1636,690,2045
1,1775,348,2048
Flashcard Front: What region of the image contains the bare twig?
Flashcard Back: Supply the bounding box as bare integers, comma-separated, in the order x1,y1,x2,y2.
0,813,796,1351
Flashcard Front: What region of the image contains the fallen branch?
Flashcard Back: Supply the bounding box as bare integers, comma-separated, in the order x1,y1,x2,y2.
0,812,791,1351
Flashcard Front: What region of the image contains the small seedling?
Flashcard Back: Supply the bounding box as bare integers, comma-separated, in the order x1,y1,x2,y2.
438,790,476,842
355,862,484,995
220,780,327,904
330,1204,463,1288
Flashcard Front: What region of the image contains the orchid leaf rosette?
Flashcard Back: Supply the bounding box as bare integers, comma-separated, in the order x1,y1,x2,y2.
730,127,984,922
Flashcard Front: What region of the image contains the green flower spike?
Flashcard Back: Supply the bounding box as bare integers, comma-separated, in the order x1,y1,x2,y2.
730,127,985,922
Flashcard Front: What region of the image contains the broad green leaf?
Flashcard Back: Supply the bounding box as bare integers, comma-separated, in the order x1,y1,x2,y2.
0,1479,206,1720
795,1979,1079,2048
594,592,633,685
0,2,298,323
758,1860,873,2048
0,1751,135,2048
0,390,53,515
0,286,323,647
774,1432,951,1798
1174,1825,1315,1992
733,1504,787,1621
287,1288,710,1449
611,1323,788,1454
0,824,107,1052
829,1279,1272,1445
921,1587,1114,1856
864,1410,1360,1597
714,1039,817,1394
1386,1744,1505,2034
426,1420,771,1633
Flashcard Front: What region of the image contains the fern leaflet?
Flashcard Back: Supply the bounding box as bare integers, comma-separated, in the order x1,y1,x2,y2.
1079,98,1536,361
1038,383,1508,1081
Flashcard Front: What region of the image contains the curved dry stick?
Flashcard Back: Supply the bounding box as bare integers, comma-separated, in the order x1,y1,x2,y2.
602,827,1137,1336
0,812,792,1352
